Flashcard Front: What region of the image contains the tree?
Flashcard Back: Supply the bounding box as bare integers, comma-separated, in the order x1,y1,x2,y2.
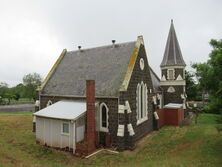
11,83,26,100
185,70,198,100
0,82,9,97
4,92,15,105
192,39,222,114
0,82,9,104
23,73,42,100
0,82,17,105
192,63,211,94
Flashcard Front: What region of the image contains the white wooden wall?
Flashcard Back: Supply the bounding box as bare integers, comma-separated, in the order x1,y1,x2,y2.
36,117,85,153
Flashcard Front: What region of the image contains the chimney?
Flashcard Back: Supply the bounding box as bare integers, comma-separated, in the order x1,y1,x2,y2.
85,80,96,154
78,46,82,51
112,40,116,48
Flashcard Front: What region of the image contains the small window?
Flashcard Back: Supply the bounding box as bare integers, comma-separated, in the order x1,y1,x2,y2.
157,94,163,109
62,122,69,134
102,105,107,128
47,100,52,107
140,58,145,70
100,103,109,132
167,69,175,80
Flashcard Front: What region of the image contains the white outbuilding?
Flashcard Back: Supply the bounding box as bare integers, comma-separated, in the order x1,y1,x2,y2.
34,100,86,153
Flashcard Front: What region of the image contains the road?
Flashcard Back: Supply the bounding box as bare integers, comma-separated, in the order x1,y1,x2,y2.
0,104,35,112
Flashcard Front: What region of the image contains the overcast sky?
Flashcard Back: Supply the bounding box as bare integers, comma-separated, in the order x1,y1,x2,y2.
0,0,221,86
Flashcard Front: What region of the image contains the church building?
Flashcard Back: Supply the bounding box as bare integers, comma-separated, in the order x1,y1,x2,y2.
33,20,186,155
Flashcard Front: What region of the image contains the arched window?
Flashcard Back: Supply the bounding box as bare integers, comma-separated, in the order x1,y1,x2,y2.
144,84,148,118
141,82,144,119
136,83,141,120
47,100,52,107
136,81,148,124
102,105,107,127
100,103,109,132
157,94,163,109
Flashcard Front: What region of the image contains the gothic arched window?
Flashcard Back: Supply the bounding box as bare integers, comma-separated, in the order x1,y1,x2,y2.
47,100,52,107
100,103,109,132
136,81,148,124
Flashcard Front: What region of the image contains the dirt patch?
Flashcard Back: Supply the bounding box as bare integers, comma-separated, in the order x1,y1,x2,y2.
169,140,202,155
2,154,22,166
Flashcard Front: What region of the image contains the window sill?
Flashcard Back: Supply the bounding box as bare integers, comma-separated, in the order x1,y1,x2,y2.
61,133,70,136
100,127,109,132
136,116,148,125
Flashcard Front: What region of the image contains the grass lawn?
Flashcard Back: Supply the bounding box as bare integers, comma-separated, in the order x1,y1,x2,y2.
0,112,221,167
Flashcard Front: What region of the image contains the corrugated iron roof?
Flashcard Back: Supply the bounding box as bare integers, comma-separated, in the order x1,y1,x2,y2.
164,103,183,109
34,101,86,120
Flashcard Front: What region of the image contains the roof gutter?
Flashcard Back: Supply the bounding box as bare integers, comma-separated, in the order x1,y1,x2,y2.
34,111,86,121
40,93,119,99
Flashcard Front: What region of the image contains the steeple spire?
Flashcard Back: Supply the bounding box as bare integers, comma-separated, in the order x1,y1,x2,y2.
160,20,186,67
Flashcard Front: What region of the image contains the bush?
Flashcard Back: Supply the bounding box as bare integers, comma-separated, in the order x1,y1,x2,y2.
204,96,222,114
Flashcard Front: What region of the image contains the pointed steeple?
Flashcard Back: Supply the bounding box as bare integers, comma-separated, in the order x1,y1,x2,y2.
160,20,186,67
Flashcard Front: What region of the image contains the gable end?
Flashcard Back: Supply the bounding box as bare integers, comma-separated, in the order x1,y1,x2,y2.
119,36,144,91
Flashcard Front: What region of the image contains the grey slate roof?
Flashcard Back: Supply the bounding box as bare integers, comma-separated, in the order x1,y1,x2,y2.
149,66,161,93
160,20,186,67
42,42,136,97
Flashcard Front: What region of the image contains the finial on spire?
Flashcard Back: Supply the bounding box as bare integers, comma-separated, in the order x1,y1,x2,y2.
171,19,173,23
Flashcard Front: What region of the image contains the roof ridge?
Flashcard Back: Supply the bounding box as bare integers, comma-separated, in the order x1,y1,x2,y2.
68,41,136,53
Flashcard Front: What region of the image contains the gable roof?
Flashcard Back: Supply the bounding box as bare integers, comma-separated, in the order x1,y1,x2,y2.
160,20,186,67
41,39,142,97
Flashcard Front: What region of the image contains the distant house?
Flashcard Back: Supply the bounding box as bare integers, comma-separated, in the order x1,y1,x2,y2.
34,20,186,155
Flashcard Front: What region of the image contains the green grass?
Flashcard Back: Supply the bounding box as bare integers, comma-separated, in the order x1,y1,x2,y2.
0,111,33,116
0,113,221,167
197,113,221,124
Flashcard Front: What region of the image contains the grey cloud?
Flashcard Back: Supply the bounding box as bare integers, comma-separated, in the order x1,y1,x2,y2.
0,0,221,86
